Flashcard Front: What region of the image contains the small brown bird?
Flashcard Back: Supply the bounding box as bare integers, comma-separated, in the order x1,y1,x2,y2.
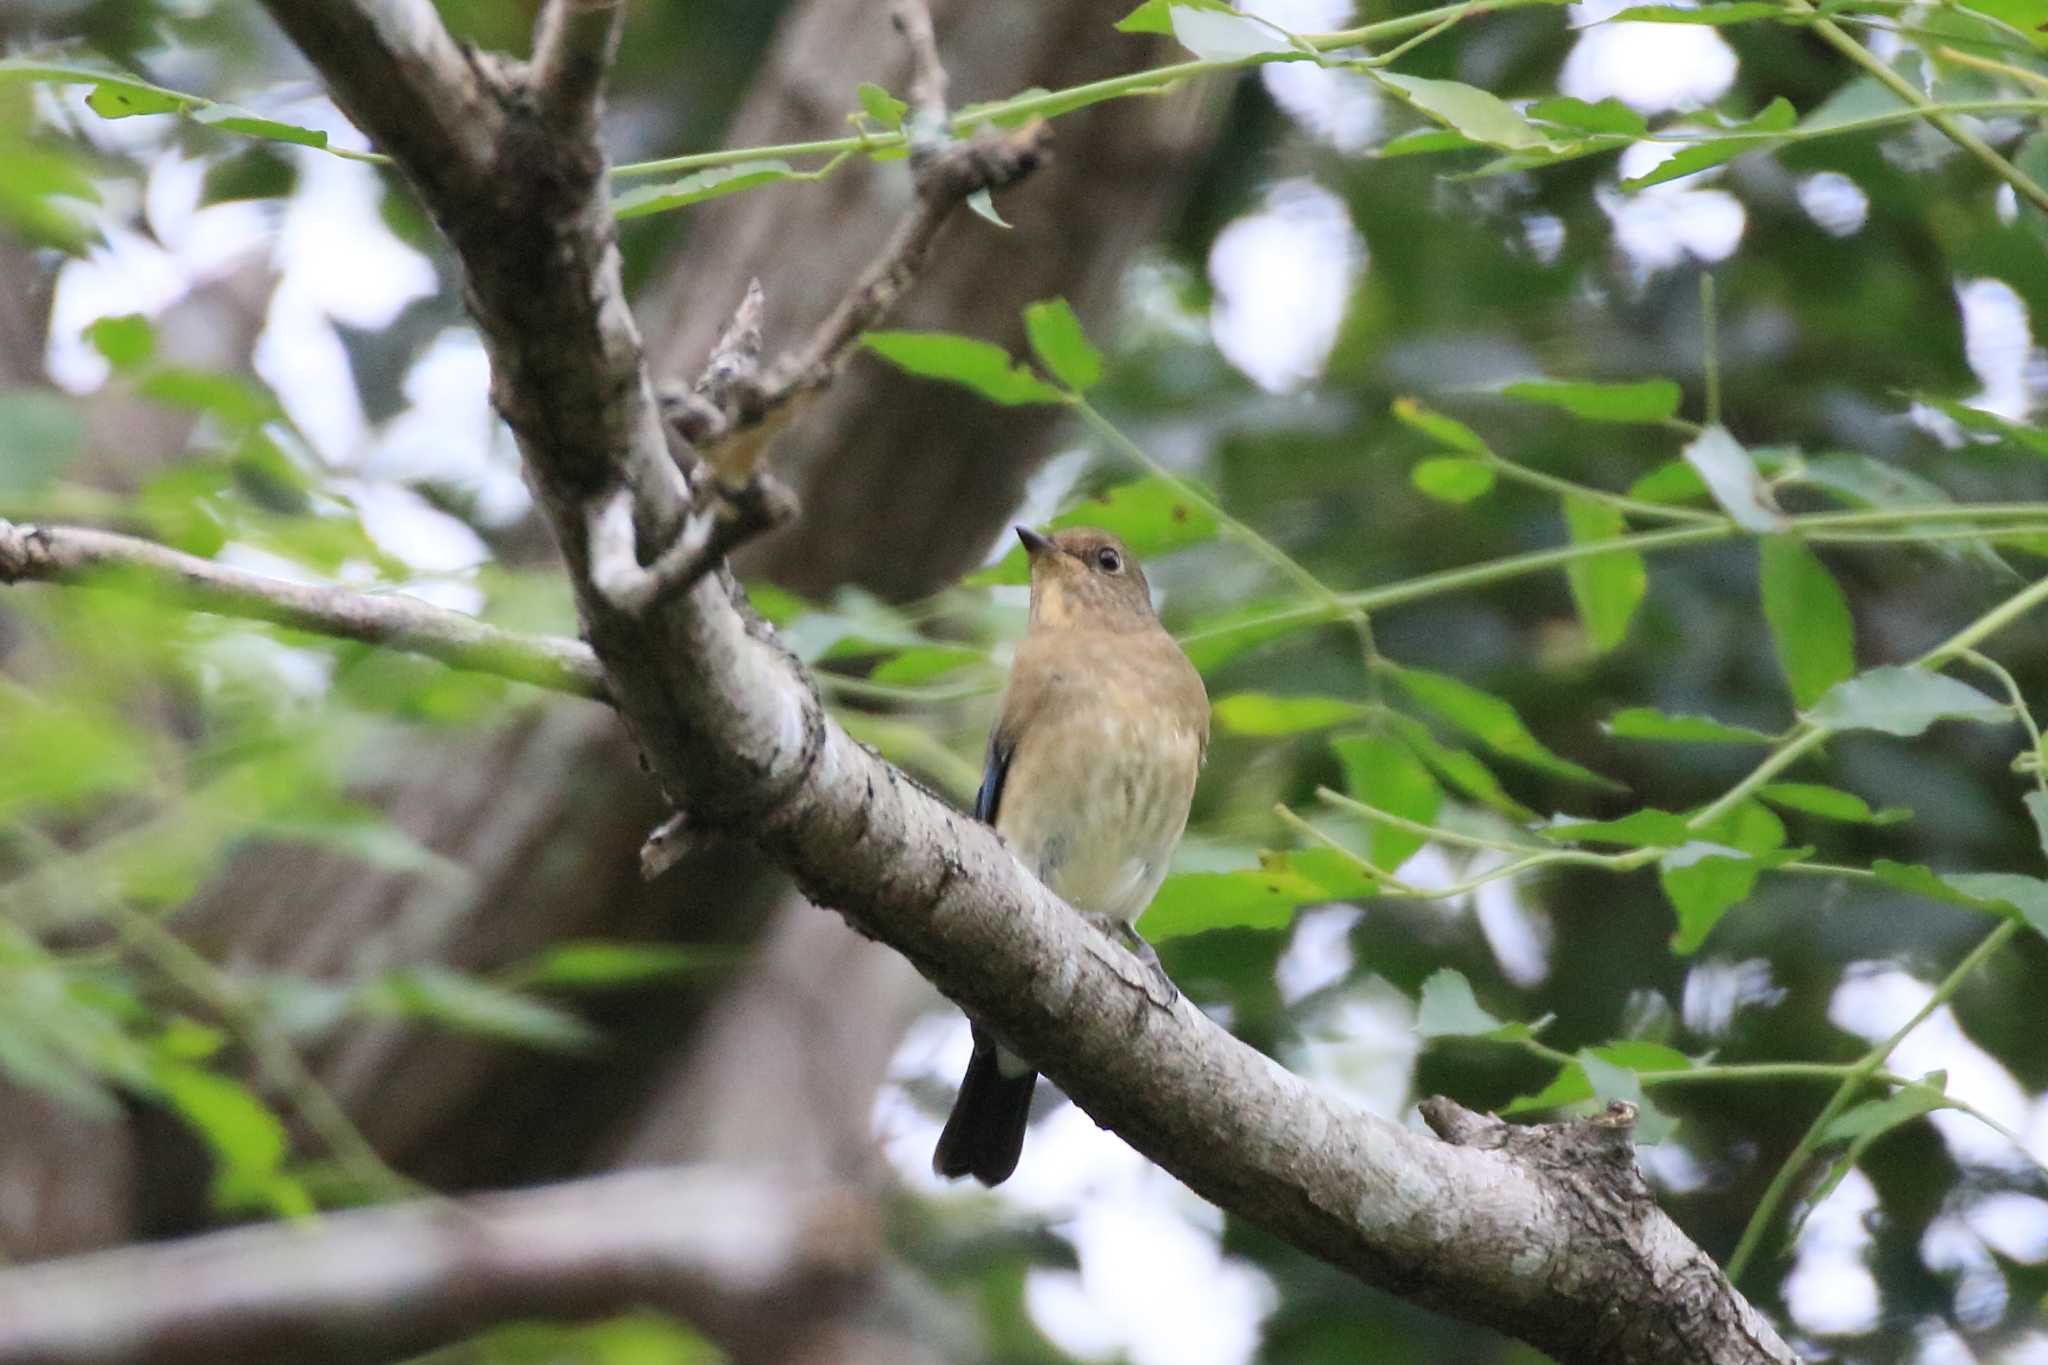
933,525,1209,1186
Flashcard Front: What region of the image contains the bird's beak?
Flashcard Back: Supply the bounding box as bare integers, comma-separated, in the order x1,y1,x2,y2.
1015,525,1054,558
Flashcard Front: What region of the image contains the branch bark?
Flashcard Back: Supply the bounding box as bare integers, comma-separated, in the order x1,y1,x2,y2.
70,1,1801,1360
0,518,606,700
0,1168,888,1365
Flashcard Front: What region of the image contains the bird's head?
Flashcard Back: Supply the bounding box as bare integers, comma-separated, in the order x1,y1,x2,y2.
1017,525,1158,632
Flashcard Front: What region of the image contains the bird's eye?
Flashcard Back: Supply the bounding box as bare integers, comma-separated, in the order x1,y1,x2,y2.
1095,547,1122,574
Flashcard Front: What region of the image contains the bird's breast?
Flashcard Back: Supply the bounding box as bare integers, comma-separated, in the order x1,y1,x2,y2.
996,691,1201,925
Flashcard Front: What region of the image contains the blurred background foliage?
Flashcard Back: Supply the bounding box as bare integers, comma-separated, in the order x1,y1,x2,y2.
3,0,2048,1362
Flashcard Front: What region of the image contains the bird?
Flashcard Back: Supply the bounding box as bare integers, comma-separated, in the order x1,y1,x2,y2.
932,524,1209,1186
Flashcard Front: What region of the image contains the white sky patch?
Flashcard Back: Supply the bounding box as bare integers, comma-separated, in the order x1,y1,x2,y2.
1238,0,1383,153
874,1015,1276,1365
1470,855,1551,986
1957,276,2038,419
45,224,192,391
1681,957,1785,1038
1783,1165,1882,1337
1964,1193,2048,1265
257,152,439,463
1208,179,1365,392
1560,0,1738,113
340,480,491,574
1282,974,1419,1118
1276,905,1362,1003
1797,172,1870,238
1598,141,1747,279
1923,1211,2009,1329
368,327,531,527
1829,963,2036,1170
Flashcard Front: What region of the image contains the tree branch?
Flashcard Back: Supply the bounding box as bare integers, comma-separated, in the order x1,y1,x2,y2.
0,1168,882,1365
530,0,623,138
0,518,607,700
221,1,1798,1359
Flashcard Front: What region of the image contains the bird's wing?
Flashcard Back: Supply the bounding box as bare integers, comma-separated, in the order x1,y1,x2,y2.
975,727,1012,825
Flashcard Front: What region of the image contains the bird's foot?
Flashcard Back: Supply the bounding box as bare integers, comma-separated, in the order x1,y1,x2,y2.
1082,912,1179,1009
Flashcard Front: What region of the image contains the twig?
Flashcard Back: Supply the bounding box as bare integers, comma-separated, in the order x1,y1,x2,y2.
530,0,624,137
0,1167,882,1365
892,0,949,158
584,478,797,618
639,809,704,881
640,0,1046,590
661,7,1052,462
0,519,608,701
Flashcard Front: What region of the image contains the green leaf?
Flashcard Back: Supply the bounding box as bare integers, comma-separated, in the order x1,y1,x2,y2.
1939,872,2048,935
1797,452,2008,574
358,968,599,1051
1607,2,1782,20
1394,667,1622,789
191,103,327,149
136,368,280,427
1541,808,1690,847
1410,456,1495,503
1503,1060,1592,1114
1169,5,1295,59
1142,851,1373,941
1807,666,2009,736
1619,98,1796,191
84,314,155,371
0,390,83,498
1212,692,1368,736
1502,378,1681,423
862,331,1066,406
869,644,987,686
1333,733,1441,870
505,941,727,991
612,161,800,219
1759,537,1856,709
0,685,151,821
1603,706,1776,744
2027,791,2048,861
973,476,1219,584
1758,782,1910,824
1114,0,1237,34
1626,460,1709,505
1527,96,1647,136
1917,396,2048,458
1690,799,1787,855
1376,73,1554,151
1384,713,1537,819
1377,128,1484,157
1023,297,1102,392
154,1064,309,1216
1661,843,1808,953
1391,397,1489,455
1872,859,2012,912
1822,1084,1948,1143
855,81,907,129
85,82,184,118
1415,968,1537,1040
1563,496,1646,653
1682,425,1782,531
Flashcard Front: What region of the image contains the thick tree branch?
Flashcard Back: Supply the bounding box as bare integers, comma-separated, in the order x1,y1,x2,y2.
0,518,606,699
0,1168,881,1365
530,0,623,138
222,1,1797,1360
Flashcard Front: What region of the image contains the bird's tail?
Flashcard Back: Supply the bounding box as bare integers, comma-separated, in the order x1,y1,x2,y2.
933,1028,1037,1186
